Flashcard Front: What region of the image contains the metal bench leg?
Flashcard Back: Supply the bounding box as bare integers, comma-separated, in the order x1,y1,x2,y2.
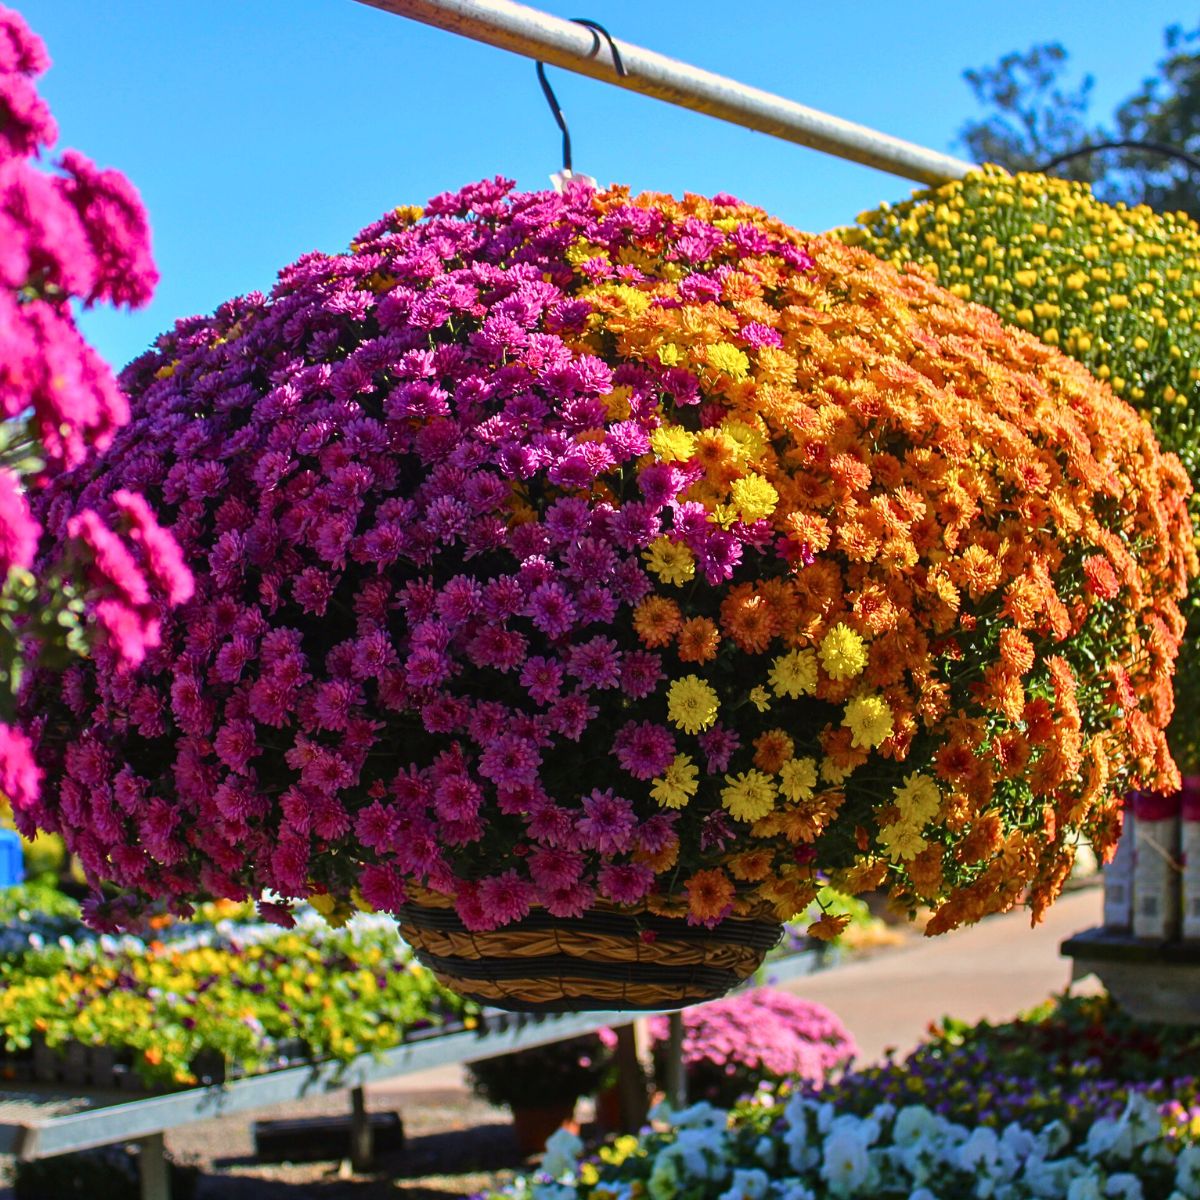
349,1086,374,1172
139,1131,171,1200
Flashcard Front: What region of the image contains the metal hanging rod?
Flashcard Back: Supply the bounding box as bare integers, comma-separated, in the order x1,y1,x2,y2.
352,0,977,186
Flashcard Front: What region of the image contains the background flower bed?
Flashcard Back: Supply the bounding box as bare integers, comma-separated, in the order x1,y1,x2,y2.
497,990,1200,1200
0,897,467,1087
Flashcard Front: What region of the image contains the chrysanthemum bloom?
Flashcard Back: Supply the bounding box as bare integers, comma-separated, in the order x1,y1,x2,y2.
0,5,186,810
847,166,1200,775
24,177,1194,941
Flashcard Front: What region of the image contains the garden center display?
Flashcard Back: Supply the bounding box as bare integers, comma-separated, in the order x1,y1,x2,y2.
17,173,1195,1009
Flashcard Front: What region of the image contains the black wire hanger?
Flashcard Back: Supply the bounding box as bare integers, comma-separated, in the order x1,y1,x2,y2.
536,18,628,186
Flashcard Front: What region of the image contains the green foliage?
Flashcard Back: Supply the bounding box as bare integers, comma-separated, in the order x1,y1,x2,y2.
959,43,1100,181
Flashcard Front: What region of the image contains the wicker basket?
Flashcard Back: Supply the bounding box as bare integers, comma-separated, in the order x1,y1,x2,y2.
397,889,783,1012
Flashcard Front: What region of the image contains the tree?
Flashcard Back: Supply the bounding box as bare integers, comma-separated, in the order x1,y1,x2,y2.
958,24,1200,220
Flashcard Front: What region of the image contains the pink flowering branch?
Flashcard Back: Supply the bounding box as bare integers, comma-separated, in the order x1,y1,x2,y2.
0,5,190,814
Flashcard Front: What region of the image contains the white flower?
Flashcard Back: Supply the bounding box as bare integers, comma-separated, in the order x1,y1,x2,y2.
672,1101,728,1133
776,1183,816,1200
783,1094,819,1173
1041,1122,1072,1156
1023,1155,1075,1199
1120,1095,1161,1149
1000,1123,1039,1164
1105,1174,1143,1200
1085,1118,1133,1162
531,1186,576,1200
719,1168,770,1200
821,1125,872,1197
1066,1175,1104,1200
894,1106,943,1148
1177,1142,1200,1197
662,1128,721,1181
958,1125,1001,1174
909,1189,940,1200
540,1128,583,1180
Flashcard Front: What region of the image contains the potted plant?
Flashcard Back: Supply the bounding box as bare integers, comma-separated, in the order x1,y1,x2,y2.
648,987,856,1106
21,176,1194,1010
466,1033,614,1155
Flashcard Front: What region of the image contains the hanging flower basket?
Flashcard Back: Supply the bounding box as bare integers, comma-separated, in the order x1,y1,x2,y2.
19,177,1194,1011
398,885,781,1010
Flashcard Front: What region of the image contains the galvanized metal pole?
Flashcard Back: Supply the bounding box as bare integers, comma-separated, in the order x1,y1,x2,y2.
351,0,976,185
663,1012,686,1111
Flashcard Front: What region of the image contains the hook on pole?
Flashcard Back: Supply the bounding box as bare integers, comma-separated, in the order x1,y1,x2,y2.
535,18,627,183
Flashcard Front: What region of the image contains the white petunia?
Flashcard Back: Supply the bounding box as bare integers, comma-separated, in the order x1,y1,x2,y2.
531,1186,576,1200
719,1168,770,1200
1085,1117,1133,1162
821,1125,873,1197
908,1188,940,1200
540,1128,583,1180
755,1136,777,1167
958,1125,1001,1175
1023,1154,1075,1198
1065,1174,1104,1200
1105,1174,1144,1200
1178,1142,1200,1197
1120,1095,1162,1150
893,1106,943,1148
775,1183,815,1200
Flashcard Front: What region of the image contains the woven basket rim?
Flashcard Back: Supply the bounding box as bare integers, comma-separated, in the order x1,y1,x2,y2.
402,883,781,927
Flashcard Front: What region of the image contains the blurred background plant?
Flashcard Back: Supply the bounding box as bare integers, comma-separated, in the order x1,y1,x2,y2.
647,988,857,1107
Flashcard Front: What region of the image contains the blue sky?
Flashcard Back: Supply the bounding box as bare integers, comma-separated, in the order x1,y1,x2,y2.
16,0,1196,371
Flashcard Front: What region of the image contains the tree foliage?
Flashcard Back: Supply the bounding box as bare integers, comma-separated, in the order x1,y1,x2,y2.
959,25,1200,220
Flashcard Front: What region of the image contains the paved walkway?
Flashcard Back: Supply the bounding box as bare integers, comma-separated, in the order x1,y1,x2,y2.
775,885,1101,1065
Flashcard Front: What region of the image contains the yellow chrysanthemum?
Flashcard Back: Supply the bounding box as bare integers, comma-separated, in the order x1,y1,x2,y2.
719,418,766,459
748,685,772,712
842,694,894,749
769,649,818,699
819,623,868,681
878,822,929,862
656,343,683,366
643,535,695,586
706,341,750,380
894,772,942,825
721,769,777,822
649,425,696,463
778,757,819,803
650,754,699,809
666,675,719,734
729,473,779,523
